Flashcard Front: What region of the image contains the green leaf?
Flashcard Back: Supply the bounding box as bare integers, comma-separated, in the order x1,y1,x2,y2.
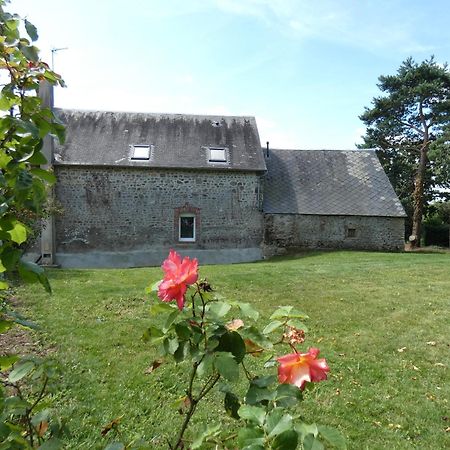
245,384,276,405
0,94,15,111
303,434,324,450
297,423,318,440
238,405,266,426
173,340,188,363
175,321,191,341
224,391,240,419
30,168,57,184
0,152,12,169
263,320,284,335
237,302,260,321
216,330,246,363
251,375,277,388
318,426,347,450
191,423,220,449
237,427,265,448
146,280,162,295
51,122,66,143
5,19,19,31
272,429,299,450
163,337,179,355
21,45,39,62
0,355,19,370
8,360,35,382
163,310,179,332
270,306,309,320
4,395,30,415
142,326,164,343
286,318,308,332
24,19,39,41
1,247,21,272
266,409,293,438
242,326,273,350
18,260,51,293
208,301,231,318
275,384,303,407
0,319,14,333
197,353,214,377
215,352,239,381
28,150,48,165
149,301,173,315
31,408,50,426
6,220,27,245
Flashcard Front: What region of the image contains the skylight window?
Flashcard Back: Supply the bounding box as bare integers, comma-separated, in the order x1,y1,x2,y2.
130,144,152,160
208,147,227,163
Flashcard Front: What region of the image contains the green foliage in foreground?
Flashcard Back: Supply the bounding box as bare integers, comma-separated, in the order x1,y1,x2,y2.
15,251,450,449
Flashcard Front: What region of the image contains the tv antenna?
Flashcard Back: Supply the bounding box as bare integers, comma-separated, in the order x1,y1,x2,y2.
51,47,68,70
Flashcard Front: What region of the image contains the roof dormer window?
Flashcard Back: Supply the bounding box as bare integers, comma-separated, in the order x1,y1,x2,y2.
130,144,152,160
208,146,227,163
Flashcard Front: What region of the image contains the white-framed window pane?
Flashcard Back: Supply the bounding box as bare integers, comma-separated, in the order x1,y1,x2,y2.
209,148,226,162
179,215,195,241
131,145,150,160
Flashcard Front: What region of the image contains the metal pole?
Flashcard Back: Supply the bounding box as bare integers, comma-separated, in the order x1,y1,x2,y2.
51,47,68,70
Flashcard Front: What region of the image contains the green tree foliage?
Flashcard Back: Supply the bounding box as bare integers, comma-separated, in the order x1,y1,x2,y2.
0,1,67,447
0,0,64,292
359,57,450,246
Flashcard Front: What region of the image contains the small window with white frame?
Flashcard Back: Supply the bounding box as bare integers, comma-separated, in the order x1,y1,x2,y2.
130,144,152,160
179,214,196,242
208,146,227,163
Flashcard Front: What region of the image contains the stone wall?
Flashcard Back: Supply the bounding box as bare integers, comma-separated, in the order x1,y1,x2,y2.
54,166,264,256
264,214,405,253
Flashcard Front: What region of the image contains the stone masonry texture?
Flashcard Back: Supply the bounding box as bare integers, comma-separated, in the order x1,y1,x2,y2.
264,214,405,252
54,166,263,253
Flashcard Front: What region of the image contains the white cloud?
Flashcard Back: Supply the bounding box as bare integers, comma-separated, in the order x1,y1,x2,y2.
212,0,435,54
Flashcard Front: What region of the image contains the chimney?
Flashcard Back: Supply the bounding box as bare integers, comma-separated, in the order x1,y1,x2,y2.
38,81,56,266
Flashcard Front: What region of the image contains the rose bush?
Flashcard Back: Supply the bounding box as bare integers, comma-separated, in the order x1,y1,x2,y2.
124,250,346,450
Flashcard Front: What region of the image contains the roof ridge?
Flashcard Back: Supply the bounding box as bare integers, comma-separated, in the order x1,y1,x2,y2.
54,107,256,120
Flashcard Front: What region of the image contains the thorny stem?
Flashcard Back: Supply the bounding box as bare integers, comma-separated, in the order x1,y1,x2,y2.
173,287,221,450
241,360,252,381
289,343,299,354
191,291,196,318
13,383,35,447
29,374,49,411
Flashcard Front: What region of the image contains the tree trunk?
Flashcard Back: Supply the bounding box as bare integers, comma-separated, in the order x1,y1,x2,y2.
410,146,429,248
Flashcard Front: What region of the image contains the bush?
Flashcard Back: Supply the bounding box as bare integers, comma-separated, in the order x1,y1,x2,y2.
423,223,450,247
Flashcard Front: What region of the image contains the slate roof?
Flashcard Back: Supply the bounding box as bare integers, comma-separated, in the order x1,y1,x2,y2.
53,109,266,172
263,149,406,217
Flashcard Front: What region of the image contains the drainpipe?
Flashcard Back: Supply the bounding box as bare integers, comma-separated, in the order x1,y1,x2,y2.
39,81,56,266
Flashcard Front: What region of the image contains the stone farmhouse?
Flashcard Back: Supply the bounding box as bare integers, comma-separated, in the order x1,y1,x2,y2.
38,89,406,268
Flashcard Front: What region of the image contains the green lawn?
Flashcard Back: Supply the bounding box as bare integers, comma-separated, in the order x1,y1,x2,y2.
16,251,450,449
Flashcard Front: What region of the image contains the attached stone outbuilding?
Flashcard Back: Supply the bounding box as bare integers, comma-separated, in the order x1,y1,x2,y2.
263,149,406,254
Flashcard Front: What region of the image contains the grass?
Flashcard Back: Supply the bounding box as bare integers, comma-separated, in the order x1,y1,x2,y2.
15,251,450,449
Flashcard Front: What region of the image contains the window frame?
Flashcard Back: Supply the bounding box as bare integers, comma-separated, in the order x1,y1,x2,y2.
130,144,152,161
208,146,228,163
179,213,196,242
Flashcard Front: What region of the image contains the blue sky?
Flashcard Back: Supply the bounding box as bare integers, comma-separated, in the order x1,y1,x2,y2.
12,0,450,149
